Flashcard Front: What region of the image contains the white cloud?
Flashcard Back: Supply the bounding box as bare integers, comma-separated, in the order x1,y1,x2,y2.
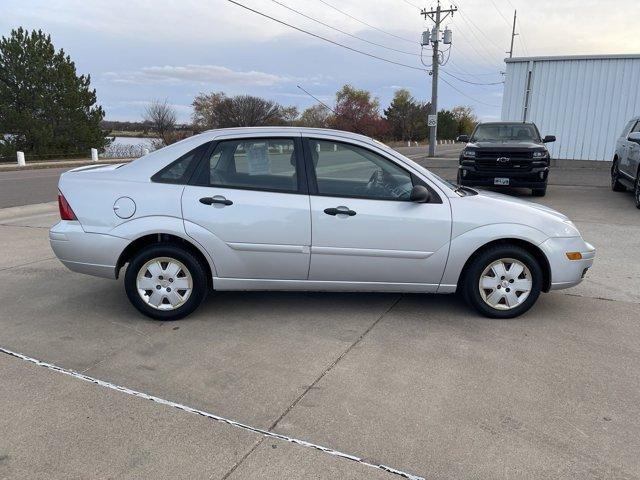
104,65,291,87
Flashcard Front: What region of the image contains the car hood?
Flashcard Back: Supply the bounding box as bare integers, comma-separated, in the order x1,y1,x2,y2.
466,141,543,149
451,188,580,239
476,189,568,220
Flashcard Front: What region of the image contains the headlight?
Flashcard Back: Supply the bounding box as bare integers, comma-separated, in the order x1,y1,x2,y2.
463,149,476,158
533,150,548,158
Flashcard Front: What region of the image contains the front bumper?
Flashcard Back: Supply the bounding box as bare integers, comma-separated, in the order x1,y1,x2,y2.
49,221,128,279
539,236,596,290
458,164,549,188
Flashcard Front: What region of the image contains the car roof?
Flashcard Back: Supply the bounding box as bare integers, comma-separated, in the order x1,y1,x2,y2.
476,122,537,126
203,126,377,144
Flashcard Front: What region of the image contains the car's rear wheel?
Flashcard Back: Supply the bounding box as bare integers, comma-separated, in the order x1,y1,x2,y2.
532,187,547,197
462,245,543,318
124,244,208,320
611,159,627,192
634,174,640,209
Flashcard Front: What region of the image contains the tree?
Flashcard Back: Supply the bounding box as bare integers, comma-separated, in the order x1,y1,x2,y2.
143,99,177,145
437,109,458,139
332,84,387,138
192,91,226,131
384,89,427,142
0,28,108,157
280,106,299,126
298,104,332,128
217,95,284,127
452,105,478,136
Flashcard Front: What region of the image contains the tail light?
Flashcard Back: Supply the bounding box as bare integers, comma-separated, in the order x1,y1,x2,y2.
58,192,77,220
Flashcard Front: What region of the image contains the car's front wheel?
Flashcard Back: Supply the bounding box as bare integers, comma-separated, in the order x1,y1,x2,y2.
635,174,640,209
124,244,208,320
462,245,543,318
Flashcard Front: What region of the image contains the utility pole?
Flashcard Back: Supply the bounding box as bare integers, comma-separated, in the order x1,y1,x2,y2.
508,10,518,58
421,2,457,157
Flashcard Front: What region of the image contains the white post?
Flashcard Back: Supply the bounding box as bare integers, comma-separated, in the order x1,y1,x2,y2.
91,148,98,162
333,144,337,152
407,141,410,147
16,151,26,167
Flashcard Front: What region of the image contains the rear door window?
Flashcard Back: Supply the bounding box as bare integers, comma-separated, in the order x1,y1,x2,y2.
194,138,302,193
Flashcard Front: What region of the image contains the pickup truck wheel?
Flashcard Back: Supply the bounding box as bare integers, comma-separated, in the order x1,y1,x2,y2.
124,244,208,320
462,245,543,319
611,160,627,192
531,187,547,197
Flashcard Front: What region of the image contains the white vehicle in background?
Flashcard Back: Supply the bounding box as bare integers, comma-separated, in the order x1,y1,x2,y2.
611,116,640,208
50,127,595,320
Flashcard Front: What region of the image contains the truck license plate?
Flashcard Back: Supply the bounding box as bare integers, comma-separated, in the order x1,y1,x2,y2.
494,178,510,186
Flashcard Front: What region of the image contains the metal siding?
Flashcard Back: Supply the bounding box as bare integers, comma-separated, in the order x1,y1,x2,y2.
501,56,640,160
502,62,528,121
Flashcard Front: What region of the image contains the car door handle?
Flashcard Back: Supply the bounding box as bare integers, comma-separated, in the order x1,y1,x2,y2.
324,207,356,216
200,196,233,206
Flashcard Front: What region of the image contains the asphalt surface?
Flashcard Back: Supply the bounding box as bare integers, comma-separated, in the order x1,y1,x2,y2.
0,167,70,208
1,151,639,479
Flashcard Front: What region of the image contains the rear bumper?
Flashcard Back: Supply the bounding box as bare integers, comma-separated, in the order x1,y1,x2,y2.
49,221,128,279
539,237,596,290
459,165,549,188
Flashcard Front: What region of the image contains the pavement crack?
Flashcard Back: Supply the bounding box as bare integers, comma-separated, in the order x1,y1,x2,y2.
0,346,424,480
267,294,404,433
0,223,50,229
219,437,266,480
0,257,55,272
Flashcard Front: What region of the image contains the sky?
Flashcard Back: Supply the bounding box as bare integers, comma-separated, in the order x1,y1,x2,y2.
2,0,638,123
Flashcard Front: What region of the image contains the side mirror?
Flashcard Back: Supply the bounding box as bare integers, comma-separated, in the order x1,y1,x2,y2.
543,135,556,143
410,185,431,203
628,132,640,144
456,135,469,143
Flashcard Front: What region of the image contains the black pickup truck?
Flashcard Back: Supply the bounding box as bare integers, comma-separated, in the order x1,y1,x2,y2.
456,122,556,197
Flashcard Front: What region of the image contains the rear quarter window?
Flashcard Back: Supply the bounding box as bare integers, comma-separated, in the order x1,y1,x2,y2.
151,143,210,184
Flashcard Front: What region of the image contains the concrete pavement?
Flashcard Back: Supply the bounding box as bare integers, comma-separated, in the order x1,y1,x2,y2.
0,178,639,479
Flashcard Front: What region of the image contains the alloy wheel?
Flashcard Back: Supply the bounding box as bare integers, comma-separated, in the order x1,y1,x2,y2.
478,258,533,310
136,257,193,310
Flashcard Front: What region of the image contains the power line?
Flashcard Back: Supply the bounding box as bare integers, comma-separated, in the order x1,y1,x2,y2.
441,70,504,86
400,0,422,9
269,0,419,56
227,0,500,112
226,0,426,71
488,0,512,27
440,76,502,108
317,0,418,45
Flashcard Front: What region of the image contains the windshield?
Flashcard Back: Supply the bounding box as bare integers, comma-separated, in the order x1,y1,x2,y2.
471,124,540,142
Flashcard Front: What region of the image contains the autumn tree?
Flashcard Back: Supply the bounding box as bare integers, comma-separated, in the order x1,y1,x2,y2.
0,28,108,157
452,106,478,136
191,91,225,131
298,104,332,128
331,84,387,138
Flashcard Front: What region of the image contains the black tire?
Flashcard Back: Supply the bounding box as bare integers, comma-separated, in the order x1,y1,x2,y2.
532,187,547,197
462,245,543,319
634,174,640,209
124,244,208,320
611,159,627,192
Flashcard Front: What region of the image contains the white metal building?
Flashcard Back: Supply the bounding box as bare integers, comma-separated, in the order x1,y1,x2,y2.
501,54,640,161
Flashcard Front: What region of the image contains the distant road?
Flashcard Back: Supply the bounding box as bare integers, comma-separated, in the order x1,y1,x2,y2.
0,167,71,208
0,144,464,209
